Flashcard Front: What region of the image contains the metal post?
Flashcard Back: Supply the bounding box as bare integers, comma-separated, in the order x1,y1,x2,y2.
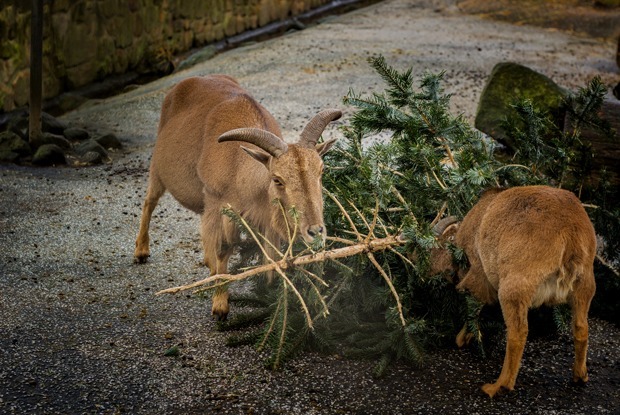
29,0,43,144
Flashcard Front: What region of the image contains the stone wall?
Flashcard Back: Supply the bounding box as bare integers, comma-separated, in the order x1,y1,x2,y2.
0,0,332,113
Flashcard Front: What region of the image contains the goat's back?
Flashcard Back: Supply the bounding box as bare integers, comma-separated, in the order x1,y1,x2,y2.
458,186,596,305
148,75,282,213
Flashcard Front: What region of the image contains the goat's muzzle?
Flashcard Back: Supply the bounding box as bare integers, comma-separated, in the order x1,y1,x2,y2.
302,223,326,244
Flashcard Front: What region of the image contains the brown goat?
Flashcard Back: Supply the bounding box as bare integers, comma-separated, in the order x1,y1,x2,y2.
431,185,596,398
134,75,341,320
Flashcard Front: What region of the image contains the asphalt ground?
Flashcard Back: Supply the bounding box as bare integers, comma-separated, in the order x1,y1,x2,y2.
1,0,619,413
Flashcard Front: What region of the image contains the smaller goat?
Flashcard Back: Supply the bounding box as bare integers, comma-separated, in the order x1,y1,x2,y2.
431,185,596,398
134,75,341,320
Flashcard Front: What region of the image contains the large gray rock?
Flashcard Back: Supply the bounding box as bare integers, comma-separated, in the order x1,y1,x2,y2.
475,62,568,151
32,144,67,166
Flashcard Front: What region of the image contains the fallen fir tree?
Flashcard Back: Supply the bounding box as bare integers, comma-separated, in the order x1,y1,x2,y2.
158,56,619,373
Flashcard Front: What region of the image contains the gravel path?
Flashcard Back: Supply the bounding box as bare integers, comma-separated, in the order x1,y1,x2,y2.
1,1,619,413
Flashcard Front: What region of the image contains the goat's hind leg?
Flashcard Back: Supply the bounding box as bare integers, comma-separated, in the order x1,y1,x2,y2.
482,284,530,398
570,267,595,384
135,173,165,263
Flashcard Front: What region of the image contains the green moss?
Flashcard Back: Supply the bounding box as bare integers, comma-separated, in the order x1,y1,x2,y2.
475,62,568,150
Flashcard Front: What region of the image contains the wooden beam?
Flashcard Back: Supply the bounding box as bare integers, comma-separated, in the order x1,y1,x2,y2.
29,0,43,144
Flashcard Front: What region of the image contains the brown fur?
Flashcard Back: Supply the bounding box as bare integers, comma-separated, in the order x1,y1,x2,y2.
431,185,596,397
134,75,340,320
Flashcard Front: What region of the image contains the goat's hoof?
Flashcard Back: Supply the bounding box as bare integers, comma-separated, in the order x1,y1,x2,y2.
212,312,228,322
481,382,510,398
455,328,474,348
571,374,589,386
134,254,149,264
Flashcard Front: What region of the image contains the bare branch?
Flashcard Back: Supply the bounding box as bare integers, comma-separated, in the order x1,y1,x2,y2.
325,189,364,242
156,235,405,295
367,252,406,327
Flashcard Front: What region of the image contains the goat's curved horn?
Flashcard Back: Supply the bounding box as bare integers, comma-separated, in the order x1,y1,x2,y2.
299,109,342,148
218,128,288,158
432,216,459,236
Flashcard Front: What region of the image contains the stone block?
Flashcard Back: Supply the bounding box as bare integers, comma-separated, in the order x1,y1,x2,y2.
0,0,334,113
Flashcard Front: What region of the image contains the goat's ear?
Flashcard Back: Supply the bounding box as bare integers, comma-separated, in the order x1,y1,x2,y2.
316,138,337,157
241,146,271,168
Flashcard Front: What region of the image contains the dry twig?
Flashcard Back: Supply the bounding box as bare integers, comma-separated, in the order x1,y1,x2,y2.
156,235,406,295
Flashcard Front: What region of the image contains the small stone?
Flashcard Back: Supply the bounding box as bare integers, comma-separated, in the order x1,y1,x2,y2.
164,345,180,357
0,130,31,157
40,132,72,149
75,139,109,158
6,115,29,140
41,112,68,135
63,127,90,142
32,144,66,166
0,150,20,162
95,133,122,149
79,150,104,165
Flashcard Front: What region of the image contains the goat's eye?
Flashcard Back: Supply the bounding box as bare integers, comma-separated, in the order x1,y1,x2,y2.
273,177,284,187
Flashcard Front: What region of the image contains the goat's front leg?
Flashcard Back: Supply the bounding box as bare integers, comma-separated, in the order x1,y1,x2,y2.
201,209,236,321
135,174,165,263
456,323,474,348
482,287,529,398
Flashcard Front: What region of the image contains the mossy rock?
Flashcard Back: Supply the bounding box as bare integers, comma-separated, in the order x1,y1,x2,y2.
0,131,31,158
32,144,67,166
0,149,20,163
475,62,568,151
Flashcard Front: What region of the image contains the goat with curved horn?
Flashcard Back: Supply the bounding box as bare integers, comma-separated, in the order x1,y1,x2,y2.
218,128,288,158
299,109,342,148
134,75,341,321
431,215,459,236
